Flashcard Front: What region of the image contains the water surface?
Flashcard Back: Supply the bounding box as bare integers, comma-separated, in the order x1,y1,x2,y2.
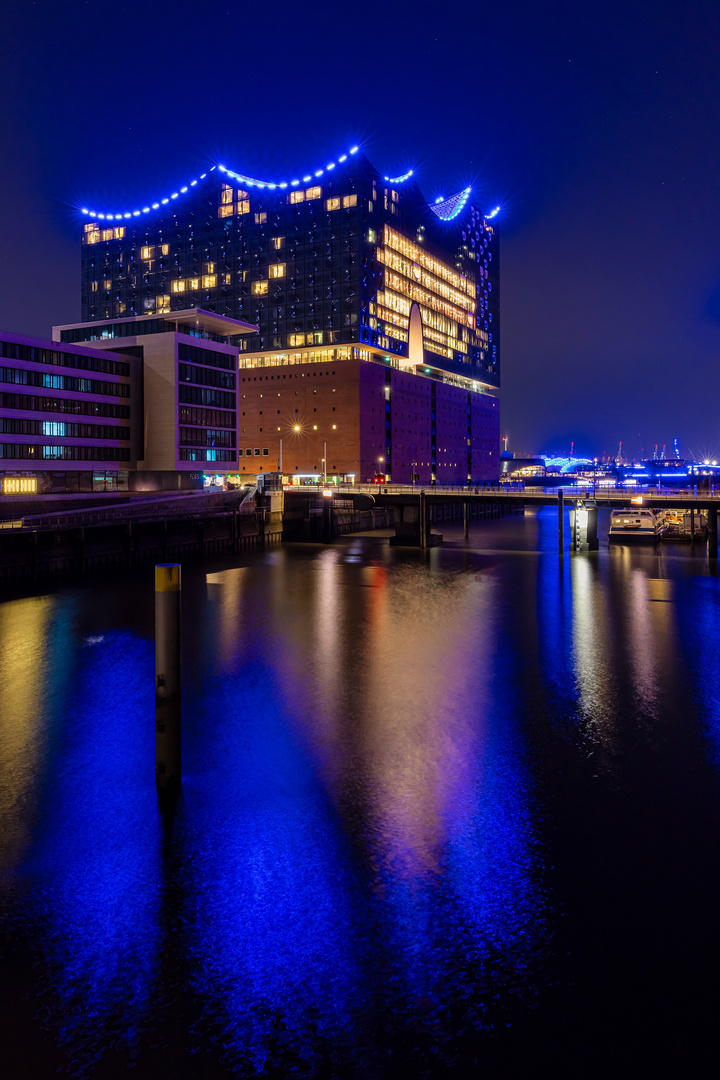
1,510,719,1077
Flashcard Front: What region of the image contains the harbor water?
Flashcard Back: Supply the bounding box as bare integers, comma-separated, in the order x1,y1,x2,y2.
1,508,719,1078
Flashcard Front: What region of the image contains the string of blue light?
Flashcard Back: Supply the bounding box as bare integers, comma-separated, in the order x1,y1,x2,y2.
81,144,366,220
80,146,499,224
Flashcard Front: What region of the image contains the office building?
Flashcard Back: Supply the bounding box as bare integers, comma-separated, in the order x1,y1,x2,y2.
54,309,255,487
0,330,138,494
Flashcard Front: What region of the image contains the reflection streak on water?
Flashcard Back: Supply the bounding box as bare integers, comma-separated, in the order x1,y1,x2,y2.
24,629,161,1069
0,596,55,869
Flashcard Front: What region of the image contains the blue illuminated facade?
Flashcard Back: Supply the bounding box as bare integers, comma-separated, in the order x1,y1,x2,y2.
78,147,500,392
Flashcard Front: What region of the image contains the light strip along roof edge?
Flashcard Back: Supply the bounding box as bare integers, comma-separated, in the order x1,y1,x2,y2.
81,144,362,220
80,144,485,222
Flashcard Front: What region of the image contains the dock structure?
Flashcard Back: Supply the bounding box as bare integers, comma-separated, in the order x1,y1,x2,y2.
2,483,719,580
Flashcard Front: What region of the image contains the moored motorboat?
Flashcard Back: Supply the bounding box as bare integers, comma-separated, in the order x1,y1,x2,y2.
608,507,666,542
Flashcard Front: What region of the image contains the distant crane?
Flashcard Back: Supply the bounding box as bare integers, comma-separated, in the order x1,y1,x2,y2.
570,440,574,458
674,437,680,460
662,444,666,459
617,440,623,463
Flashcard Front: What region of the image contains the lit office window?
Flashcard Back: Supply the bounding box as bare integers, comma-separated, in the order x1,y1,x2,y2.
269,264,285,278
342,194,357,208
221,184,233,204
90,281,98,292
156,295,170,312
103,280,112,290
219,205,233,218
288,190,305,204
42,421,66,437
305,186,321,200
205,262,215,274
255,212,267,224
326,197,341,211
160,244,169,255
189,277,199,289
223,273,231,284
252,280,268,295
272,237,285,249
238,199,250,214
172,280,186,292
141,246,154,260
288,333,305,346
202,275,217,288
84,224,101,244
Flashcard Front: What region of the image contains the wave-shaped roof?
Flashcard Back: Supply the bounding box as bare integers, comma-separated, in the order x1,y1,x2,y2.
80,143,494,224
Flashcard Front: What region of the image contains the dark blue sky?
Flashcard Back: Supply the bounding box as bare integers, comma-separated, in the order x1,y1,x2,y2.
1,0,719,458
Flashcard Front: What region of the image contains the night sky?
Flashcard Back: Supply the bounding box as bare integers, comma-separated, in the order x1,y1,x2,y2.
1,0,719,460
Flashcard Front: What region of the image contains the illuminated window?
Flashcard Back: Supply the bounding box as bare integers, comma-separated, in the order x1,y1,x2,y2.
288,190,305,204
269,263,285,278
326,197,341,211
255,212,267,224
237,189,249,200
3,477,37,494
90,281,98,292
288,333,305,346
222,273,231,285
141,246,154,260
391,190,399,203
252,280,268,295
101,229,114,241
218,205,233,218
342,194,357,208
189,277,199,289
160,244,169,256
367,228,377,243
221,184,233,204
156,294,170,312
103,280,112,290
205,262,215,274
238,199,250,214
272,237,285,250
42,421,65,437
84,224,101,244
202,275,217,288
305,186,321,200
171,280,186,292
114,227,125,239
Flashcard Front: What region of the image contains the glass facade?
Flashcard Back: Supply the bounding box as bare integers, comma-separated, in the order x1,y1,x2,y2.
80,152,500,391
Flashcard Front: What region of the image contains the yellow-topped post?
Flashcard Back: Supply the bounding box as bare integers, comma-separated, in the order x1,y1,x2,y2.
155,563,181,794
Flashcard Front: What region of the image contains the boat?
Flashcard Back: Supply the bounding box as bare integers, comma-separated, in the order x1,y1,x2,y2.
608,507,666,542
661,508,707,541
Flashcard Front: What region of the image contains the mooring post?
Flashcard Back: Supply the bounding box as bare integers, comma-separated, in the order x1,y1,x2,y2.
323,495,333,543
463,501,469,539
155,563,181,795
420,490,427,548
558,489,564,554
708,506,718,559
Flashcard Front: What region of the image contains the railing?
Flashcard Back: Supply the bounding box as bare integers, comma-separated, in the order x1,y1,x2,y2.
285,482,720,503
19,487,253,529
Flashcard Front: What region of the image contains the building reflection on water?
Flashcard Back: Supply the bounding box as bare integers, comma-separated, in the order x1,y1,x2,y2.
2,510,719,1075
